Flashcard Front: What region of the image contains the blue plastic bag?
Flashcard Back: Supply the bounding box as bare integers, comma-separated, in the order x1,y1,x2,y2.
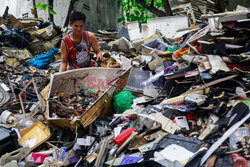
28,48,58,69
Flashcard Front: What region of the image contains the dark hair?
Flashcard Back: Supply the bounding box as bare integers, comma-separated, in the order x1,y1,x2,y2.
69,11,86,23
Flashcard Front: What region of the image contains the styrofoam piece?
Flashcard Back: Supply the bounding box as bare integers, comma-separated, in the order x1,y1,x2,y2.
175,116,190,130
0,83,10,92
185,94,207,105
77,136,95,146
126,16,188,41
154,144,194,167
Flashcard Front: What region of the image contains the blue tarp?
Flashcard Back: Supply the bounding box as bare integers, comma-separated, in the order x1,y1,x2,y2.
28,48,58,69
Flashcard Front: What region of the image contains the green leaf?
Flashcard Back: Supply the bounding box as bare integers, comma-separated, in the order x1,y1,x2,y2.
49,9,57,15
117,17,123,23
41,4,48,10
122,1,127,6
145,0,151,6
133,8,140,15
115,0,162,24
126,13,130,18
35,2,42,9
124,6,129,12
156,1,163,8
117,16,125,23
130,14,136,21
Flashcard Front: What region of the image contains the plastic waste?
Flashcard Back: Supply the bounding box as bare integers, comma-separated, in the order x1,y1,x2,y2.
113,90,135,114
28,48,58,69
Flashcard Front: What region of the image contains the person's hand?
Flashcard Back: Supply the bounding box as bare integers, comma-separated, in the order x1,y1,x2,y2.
96,55,105,62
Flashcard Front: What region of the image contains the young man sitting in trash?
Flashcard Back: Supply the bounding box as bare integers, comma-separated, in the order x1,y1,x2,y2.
60,11,105,72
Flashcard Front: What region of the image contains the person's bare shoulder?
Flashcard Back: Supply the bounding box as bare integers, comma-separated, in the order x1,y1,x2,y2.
87,31,95,37
87,31,96,42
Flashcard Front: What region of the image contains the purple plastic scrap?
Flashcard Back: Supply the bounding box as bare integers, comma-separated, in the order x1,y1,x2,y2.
120,156,142,165
68,155,80,164
164,65,176,75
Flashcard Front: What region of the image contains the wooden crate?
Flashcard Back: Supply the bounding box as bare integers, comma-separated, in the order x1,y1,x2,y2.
46,67,130,128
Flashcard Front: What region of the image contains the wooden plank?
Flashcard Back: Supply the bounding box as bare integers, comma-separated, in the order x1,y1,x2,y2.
81,95,106,127
80,68,130,127
161,88,210,104
41,84,50,112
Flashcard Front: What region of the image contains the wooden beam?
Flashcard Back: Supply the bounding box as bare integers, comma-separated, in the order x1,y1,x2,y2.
64,0,75,27
48,0,54,22
162,0,173,16
134,0,166,17
32,0,38,18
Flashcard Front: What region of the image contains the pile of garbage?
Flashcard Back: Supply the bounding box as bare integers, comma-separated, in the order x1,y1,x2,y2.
0,5,250,167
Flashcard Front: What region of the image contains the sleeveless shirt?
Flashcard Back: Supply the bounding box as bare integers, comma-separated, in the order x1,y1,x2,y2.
62,31,93,69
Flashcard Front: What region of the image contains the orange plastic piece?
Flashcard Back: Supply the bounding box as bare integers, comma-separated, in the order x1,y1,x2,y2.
173,48,188,59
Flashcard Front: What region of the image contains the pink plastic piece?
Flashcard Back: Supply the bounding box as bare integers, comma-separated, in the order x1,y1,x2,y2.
32,152,49,164
232,153,247,167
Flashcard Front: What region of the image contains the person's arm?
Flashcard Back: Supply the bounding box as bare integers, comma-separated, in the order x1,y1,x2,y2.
59,40,69,72
88,32,105,62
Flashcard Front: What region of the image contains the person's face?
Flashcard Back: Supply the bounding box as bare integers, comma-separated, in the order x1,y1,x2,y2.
70,20,85,35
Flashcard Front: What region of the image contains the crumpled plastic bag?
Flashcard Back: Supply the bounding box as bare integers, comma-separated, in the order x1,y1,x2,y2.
28,48,58,69
113,90,135,114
